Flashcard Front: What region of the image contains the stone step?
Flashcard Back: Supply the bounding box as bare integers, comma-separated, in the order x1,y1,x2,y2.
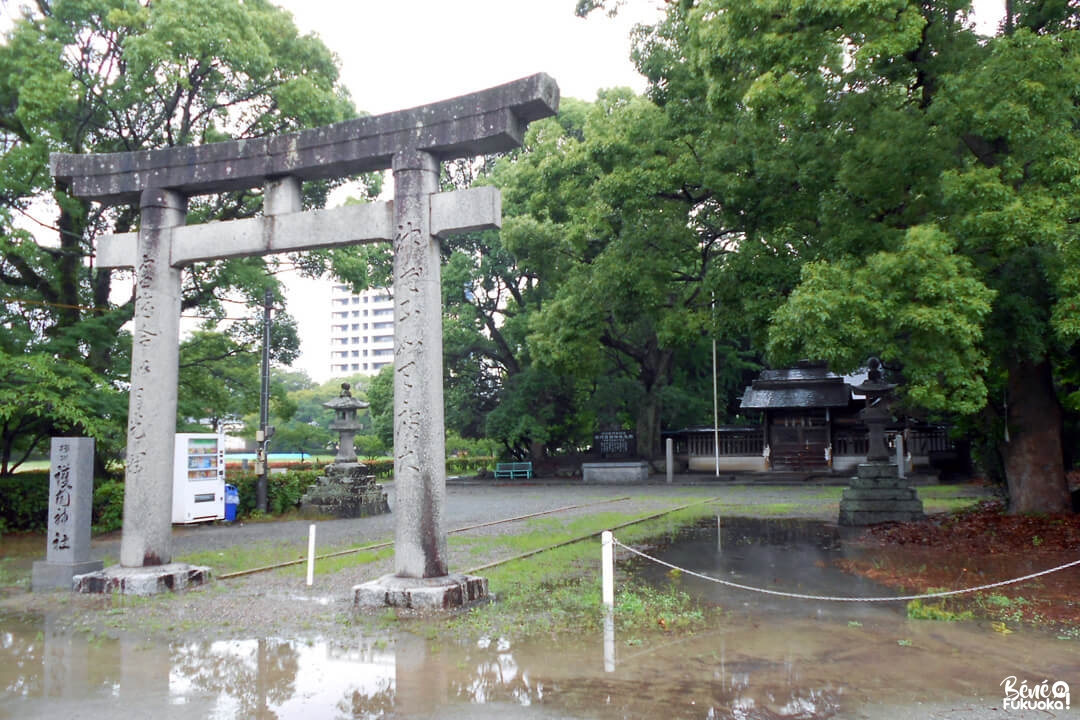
855,463,902,479
841,487,920,501
839,509,926,526
838,498,925,512
847,476,916,490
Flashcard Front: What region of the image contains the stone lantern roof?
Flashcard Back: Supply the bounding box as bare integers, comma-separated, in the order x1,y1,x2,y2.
324,383,368,432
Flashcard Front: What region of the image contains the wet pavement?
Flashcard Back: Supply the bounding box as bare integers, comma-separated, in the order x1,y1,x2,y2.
3,483,1076,719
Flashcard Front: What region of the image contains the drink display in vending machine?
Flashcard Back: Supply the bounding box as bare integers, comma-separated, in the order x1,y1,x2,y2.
172,432,226,523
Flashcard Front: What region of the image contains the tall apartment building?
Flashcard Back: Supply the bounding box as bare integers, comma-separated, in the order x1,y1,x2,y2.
328,285,395,377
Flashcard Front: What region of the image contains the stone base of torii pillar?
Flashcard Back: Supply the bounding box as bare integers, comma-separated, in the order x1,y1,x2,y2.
73,563,212,596
354,573,488,611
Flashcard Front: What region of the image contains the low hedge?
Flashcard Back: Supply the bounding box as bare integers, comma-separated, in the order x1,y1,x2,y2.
229,468,322,517
448,456,496,476
0,471,50,534
0,471,124,535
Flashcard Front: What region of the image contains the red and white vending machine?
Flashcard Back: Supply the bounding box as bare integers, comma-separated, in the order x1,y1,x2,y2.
172,432,226,524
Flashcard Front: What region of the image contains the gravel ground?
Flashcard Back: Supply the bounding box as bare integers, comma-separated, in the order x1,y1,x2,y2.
2,480,852,642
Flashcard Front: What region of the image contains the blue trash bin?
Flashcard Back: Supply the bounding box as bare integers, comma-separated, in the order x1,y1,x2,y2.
224,484,238,522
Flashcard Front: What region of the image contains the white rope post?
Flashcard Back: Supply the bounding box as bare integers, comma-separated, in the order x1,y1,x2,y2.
602,530,614,608
603,607,616,673
306,524,316,586
602,530,616,673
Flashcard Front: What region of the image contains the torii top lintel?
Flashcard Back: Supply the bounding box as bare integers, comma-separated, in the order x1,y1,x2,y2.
50,73,559,205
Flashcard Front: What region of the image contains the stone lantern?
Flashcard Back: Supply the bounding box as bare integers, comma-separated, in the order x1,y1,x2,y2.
838,358,924,526
325,383,367,463
299,383,390,519
855,358,895,462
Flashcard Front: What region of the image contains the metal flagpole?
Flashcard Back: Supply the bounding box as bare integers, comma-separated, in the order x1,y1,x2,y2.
712,297,720,477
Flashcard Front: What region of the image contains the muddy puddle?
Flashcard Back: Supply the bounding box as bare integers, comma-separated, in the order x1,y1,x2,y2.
639,517,897,620
2,517,1077,719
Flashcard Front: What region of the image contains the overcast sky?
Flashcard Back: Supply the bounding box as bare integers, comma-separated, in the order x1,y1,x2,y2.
271,0,662,115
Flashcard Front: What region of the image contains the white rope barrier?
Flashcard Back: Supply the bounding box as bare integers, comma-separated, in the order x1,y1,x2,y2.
610,536,1080,603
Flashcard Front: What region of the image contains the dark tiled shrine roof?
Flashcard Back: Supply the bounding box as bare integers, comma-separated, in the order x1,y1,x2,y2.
740,366,853,409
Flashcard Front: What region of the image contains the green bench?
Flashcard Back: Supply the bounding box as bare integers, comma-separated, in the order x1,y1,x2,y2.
493,461,533,479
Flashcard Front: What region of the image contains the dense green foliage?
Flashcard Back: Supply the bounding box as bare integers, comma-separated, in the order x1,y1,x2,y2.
0,471,50,534
0,0,362,476
548,0,1079,511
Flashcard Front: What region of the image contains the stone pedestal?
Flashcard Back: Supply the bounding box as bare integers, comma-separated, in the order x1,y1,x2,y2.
33,559,105,591
354,573,488,611
300,463,390,519
73,563,211,596
582,461,650,484
838,462,925,525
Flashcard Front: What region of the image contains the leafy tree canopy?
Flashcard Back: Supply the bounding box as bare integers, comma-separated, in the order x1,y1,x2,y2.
0,0,358,474
625,0,1079,509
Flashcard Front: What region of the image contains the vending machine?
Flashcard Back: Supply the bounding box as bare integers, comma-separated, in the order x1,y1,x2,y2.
172,432,226,524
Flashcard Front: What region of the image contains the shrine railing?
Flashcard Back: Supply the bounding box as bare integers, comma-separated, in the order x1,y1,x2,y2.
675,431,764,458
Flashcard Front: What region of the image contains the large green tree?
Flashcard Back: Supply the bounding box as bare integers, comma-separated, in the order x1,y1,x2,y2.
495,90,749,459
0,0,355,473
621,0,1078,511
441,145,604,459
176,312,300,433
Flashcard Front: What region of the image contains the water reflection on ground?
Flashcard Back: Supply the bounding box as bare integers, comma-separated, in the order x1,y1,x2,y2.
3,517,1077,719
644,516,898,619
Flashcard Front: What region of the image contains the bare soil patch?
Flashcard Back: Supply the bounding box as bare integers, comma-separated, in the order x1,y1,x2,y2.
838,499,1080,632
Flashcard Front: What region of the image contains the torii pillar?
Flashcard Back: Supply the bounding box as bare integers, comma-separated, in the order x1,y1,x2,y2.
51,74,559,601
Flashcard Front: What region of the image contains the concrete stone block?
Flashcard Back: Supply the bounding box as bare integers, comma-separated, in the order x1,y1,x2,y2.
582,461,650,484
51,74,560,204
840,487,919,501
856,463,901,479
847,476,912,490
32,559,104,592
44,438,96,562
431,186,501,238
839,509,925,526
840,459,925,525
838,499,925,512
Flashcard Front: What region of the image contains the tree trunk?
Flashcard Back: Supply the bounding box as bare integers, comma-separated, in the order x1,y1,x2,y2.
1003,359,1071,513
636,394,661,461
528,439,546,461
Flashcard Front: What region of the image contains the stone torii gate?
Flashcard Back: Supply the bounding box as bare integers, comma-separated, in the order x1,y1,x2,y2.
52,74,559,603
